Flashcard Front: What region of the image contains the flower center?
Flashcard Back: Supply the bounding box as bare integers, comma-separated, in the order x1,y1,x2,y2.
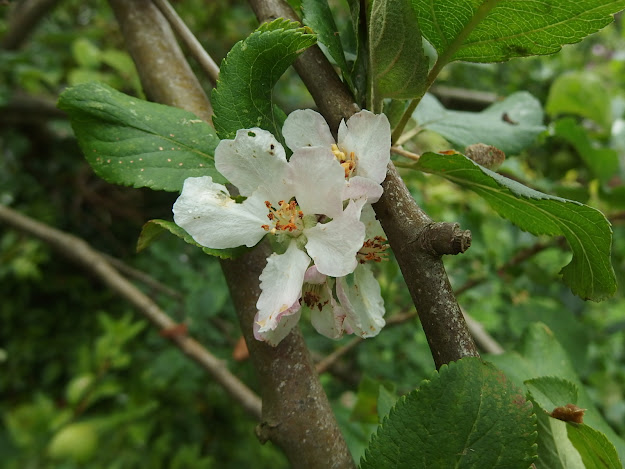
331,144,356,178
261,200,304,235
357,236,389,264
302,283,328,311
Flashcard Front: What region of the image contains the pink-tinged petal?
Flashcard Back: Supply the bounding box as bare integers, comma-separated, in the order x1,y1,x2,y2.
253,309,301,346
342,176,384,204
173,177,268,249
338,110,391,184
337,264,385,338
303,265,327,285
256,241,310,333
215,128,292,203
283,109,335,151
308,283,346,340
304,199,366,277
289,147,345,218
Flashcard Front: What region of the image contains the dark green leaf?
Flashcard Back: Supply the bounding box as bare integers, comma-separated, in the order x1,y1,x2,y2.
137,219,248,259
412,92,545,155
360,358,537,469
211,19,316,141
487,322,625,463
413,152,616,301
369,0,428,101
58,82,223,192
411,0,625,65
567,424,622,469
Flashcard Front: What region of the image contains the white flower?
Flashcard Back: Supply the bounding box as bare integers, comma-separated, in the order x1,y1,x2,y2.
282,109,391,203
173,127,367,345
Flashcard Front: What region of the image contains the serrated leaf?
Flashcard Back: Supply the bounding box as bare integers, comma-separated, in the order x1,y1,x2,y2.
411,0,625,65
211,19,316,141
302,0,351,84
487,322,625,463
413,152,616,301
369,0,428,102
412,92,545,155
360,358,537,469
525,376,579,414
567,424,622,469
58,82,223,192
137,219,248,259
376,384,398,423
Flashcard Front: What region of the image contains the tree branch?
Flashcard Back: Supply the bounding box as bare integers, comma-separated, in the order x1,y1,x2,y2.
248,0,479,369
1,0,61,50
0,204,262,420
108,1,355,466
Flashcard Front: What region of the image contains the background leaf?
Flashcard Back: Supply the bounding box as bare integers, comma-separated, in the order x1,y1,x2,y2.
58,82,223,192
567,424,622,469
360,358,537,469
369,0,428,102
410,0,625,64
413,152,616,301
137,219,248,259
487,322,625,463
412,92,545,155
211,19,316,141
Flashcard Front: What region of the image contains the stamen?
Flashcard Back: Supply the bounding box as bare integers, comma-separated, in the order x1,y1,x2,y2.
331,144,357,178
261,199,304,234
357,236,389,264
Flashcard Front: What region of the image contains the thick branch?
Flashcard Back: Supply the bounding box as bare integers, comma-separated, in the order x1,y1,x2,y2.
108,2,355,466
1,0,61,50
108,0,213,122
248,0,479,369
0,204,261,420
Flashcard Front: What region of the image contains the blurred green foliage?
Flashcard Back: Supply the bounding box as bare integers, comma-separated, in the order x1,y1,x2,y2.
1,0,625,467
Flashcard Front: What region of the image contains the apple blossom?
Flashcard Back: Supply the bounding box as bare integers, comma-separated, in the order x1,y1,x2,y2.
282,109,391,203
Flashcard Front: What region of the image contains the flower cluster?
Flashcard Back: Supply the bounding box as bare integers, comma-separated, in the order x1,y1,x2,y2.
173,109,391,345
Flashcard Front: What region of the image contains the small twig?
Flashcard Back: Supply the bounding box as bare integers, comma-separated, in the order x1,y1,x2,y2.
462,309,504,355
0,204,262,420
151,0,220,85
391,145,421,161
1,0,61,50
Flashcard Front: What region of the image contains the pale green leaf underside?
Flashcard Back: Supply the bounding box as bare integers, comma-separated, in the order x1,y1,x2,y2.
411,0,625,63
360,358,536,469
211,19,317,141
370,0,428,100
412,91,545,155
567,424,622,469
58,82,223,192
414,153,616,301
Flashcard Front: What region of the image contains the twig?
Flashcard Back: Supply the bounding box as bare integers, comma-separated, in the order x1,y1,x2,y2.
391,145,421,161
151,0,220,85
462,310,504,355
0,204,262,420
1,0,61,50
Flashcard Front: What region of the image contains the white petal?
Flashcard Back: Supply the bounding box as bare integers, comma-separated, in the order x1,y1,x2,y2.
361,204,387,239
215,128,292,203
173,177,268,248
337,264,385,338
303,265,327,285
256,241,310,332
342,176,384,204
308,282,346,340
253,309,301,346
289,147,345,218
338,110,391,184
283,109,335,151
304,199,366,277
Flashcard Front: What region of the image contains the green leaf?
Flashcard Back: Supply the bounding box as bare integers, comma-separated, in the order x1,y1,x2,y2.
412,92,545,155
487,322,625,463
137,219,248,260
360,358,537,469
551,118,619,182
410,0,625,65
58,82,223,192
546,72,613,130
413,152,616,301
369,0,428,102
525,376,579,413
302,0,351,83
211,19,316,141
376,384,398,423
567,424,622,469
